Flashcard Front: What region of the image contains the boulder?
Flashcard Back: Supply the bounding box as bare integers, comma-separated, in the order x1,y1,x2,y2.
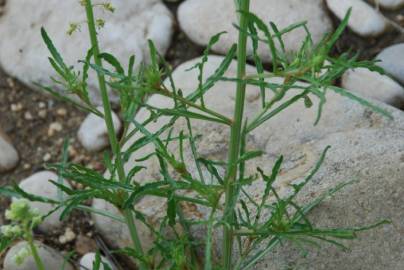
0,0,174,104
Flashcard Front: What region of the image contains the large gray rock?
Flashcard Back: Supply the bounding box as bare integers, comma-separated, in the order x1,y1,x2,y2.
3,241,74,270
94,55,404,269
17,171,70,231
376,43,404,85
326,0,388,37
0,130,19,172
0,0,174,104
342,67,404,108
178,0,332,62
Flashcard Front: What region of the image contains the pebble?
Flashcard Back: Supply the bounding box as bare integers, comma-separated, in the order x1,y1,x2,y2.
3,241,74,270
47,122,63,137
178,0,332,63
79,253,115,270
342,67,404,108
38,109,47,118
0,130,19,173
56,107,67,117
326,0,388,37
23,111,33,120
10,103,23,112
58,227,76,244
42,153,51,162
376,43,404,85
16,171,71,231
78,107,122,152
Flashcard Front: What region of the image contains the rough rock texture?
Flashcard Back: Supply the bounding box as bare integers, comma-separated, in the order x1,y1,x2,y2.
376,43,404,85
178,0,332,62
3,241,74,270
373,0,404,9
326,0,388,37
0,129,19,172
17,171,70,231
79,252,115,270
93,55,404,269
342,67,404,108
78,107,122,152
0,0,173,104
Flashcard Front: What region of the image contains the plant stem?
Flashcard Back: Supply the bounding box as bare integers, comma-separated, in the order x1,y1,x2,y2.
27,235,45,270
222,0,250,269
83,1,146,269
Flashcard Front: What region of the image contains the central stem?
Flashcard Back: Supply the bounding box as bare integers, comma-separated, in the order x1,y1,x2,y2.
84,1,146,269
222,0,250,269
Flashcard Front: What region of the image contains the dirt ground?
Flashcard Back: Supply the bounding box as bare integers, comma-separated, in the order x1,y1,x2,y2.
0,0,403,268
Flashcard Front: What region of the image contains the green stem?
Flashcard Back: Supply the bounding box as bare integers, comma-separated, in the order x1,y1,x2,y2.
83,1,146,269
27,235,45,270
222,0,250,269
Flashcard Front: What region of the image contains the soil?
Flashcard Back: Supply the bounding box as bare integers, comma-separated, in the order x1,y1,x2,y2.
0,0,403,269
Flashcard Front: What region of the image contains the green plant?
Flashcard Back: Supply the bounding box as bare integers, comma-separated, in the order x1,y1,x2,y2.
0,199,45,270
0,0,392,269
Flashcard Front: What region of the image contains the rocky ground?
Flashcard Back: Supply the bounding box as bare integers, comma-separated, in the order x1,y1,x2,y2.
0,0,403,269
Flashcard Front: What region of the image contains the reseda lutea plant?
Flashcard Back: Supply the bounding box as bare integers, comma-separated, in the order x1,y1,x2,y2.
1,0,391,269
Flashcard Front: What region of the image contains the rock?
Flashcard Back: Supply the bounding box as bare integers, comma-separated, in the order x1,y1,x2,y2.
94,55,404,268
17,171,70,231
326,0,388,37
376,43,404,85
0,0,174,104
342,67,404,108
178,0,332,62
372,0,404,9
78,107,122,152
0,130,19,172
79,252,115,270
3,241,74,270
91,199,154,251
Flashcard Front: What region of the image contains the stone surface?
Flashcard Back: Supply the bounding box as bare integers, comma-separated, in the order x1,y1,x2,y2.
79,252,115,270
0,0,174,104
326,0,388,37
178,0,332,62
16,171,70,231
342,67,404,108
92,199,154,251
94,55,404,269
376,43,404,85
3,241,74,270
0,129,19,172
373,0,404,9
78,107,122,152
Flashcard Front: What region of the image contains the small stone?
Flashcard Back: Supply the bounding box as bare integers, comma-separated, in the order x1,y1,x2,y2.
38,102,46,109
48,122,62,137
376,43,404,85
56,108,67,117
17,171,71,231
23,163,31,170
58,227,76,244
326,0,388,37
10,103,23,112
38,109,47,118
79,253,115,270
23,111,33,120
42,153,51,162
78,107,122,152
0,130,19,172
342,68,404,108
3,241,74,270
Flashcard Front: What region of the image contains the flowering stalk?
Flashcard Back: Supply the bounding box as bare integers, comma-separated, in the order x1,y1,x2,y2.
82,1,147,269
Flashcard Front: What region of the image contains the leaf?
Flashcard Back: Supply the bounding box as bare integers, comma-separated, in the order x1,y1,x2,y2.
99,52,125,74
